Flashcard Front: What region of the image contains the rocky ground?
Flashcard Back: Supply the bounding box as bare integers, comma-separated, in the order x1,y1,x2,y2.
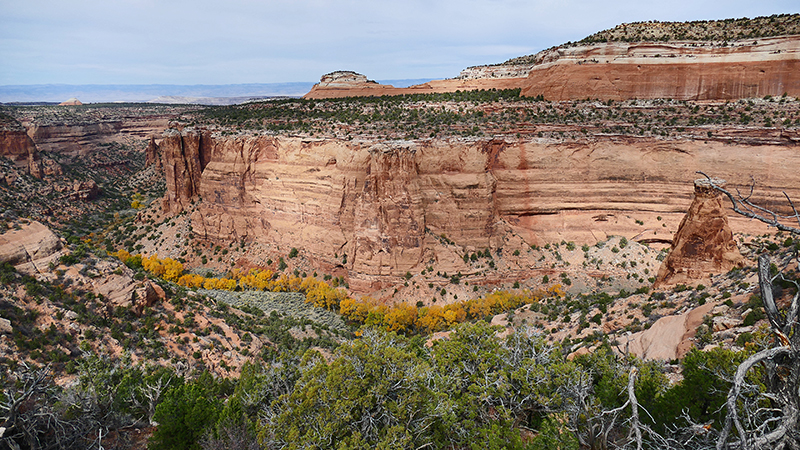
0,218,349,381
2,210,791,383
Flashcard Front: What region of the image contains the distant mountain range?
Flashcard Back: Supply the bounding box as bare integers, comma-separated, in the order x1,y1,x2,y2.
0,79,435,105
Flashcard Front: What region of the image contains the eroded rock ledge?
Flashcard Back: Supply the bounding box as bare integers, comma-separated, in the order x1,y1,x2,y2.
155,129,800,290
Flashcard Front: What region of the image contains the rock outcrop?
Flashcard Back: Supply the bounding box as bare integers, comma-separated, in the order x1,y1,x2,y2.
0,317,12,335
68,179,100,201
59,98,83,106
0,121,43,178
0,221,64,275
318,71,378,87
621,301,715,360
457,65,534,80
655,179,744,286
160,128,212,214
145,136,161,169
158,129,797,290
94,271,161,313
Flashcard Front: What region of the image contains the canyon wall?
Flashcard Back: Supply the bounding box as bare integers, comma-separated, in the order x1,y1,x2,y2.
24,119,169,156
0,125,42,178
304,36,800,101
521,36,800,101
159,129,800,290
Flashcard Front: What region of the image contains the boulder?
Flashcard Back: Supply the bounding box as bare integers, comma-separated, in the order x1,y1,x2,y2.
139,281,163,308
42,158,63,177
0,317,12,334
0,221,63,275
621,302,715,360
95,273,139,308
72,180,100,201
712,316,742,332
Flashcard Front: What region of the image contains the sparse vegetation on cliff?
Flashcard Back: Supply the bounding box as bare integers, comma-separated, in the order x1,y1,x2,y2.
180,91,800,143
579,13,800,45
501,13,800,67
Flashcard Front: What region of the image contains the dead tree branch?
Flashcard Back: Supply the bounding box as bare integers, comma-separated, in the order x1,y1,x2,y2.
695,173,799,449
696,172,800,234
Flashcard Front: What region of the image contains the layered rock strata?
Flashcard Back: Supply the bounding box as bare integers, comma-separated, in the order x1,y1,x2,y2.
305,36,800,101
0,123,42,178
159,129,798,290
655,179,744,286
457,65,534,80
521,36,800,101
24,119,170,156
304,71,526,99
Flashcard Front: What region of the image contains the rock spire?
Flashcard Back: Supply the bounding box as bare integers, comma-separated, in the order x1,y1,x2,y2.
655,178,744,287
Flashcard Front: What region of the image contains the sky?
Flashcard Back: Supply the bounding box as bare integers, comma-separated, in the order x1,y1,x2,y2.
1,0,798,87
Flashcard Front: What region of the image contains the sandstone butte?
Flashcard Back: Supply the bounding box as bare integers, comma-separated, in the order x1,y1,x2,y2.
304,35,800,101
152,128,800,292
58,97,83,106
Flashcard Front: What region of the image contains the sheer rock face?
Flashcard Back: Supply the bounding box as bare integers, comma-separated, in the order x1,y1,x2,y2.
145,136,162,170
158,129,798,290
24,119,169,156
160,128,212,214
655,179,744,287
520,37,800,101
0,127,43,178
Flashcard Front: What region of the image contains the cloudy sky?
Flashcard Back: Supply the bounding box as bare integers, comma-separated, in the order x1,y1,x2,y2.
1,0,797,86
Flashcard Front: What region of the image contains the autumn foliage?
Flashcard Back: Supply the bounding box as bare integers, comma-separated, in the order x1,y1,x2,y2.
113,251,563,335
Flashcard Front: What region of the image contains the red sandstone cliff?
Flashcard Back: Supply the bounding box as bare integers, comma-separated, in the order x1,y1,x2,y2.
304,36,800,101
158,129,799,290
160,128,212,214
0,121,42,178
304,71,525,100
521,36,800,101
24,119,169,156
